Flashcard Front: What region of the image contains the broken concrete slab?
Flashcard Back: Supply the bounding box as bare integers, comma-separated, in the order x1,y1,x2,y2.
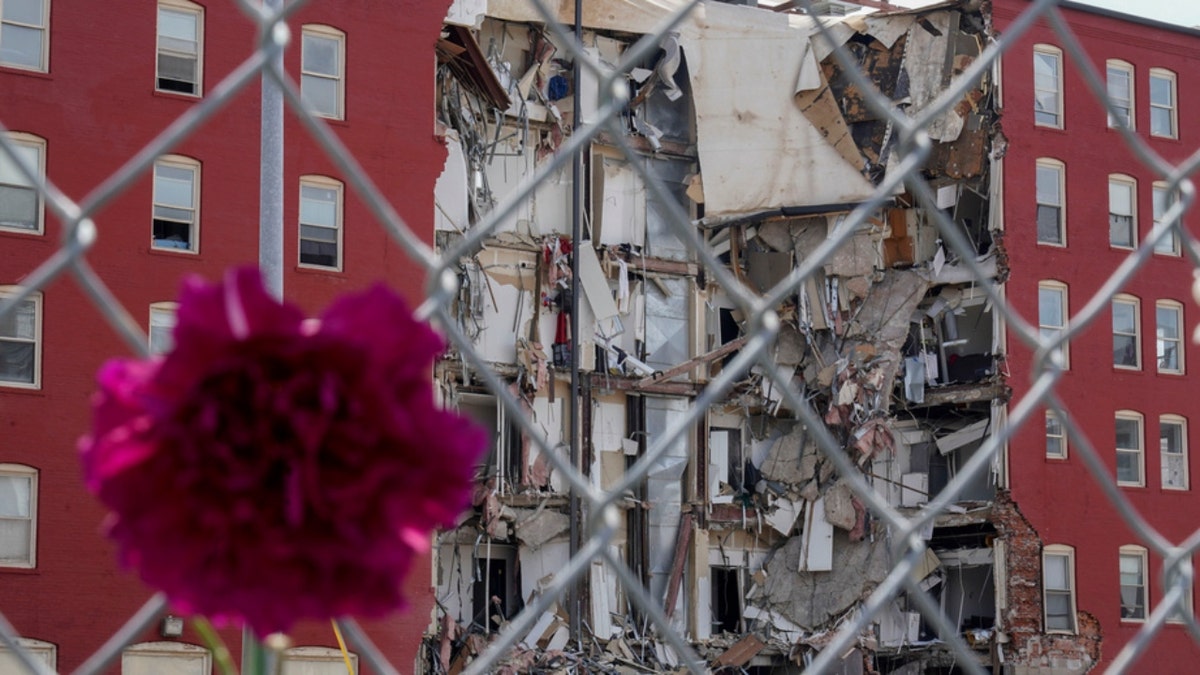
823,480,858,532
756,532,889,630
758,423,810,485
514,507,571,550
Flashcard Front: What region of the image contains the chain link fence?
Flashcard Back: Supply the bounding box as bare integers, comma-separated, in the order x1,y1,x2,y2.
2,0,1199,673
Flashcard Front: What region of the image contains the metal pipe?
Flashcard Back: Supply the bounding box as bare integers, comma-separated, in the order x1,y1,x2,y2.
247,0,285,667
568,0,584,648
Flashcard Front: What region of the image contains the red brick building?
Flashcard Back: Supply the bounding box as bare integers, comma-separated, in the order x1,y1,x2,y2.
996,0,1200,670
0,0,450,671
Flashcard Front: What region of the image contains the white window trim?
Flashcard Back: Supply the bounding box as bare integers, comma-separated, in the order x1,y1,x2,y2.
1043,544,1077,634
1038,280,1070,369
1112,294,1141,371
1149,68,1178,139
1106,60,1134,130
281,646,359,674
1161,414,1188,491
1116,410,1146,488
1152,182,1181,256
301,25,346,120
298,175,344,271
1036,159,1066,247
148,302,178,356
1156,300,1184,374
122,642,211,674
156,0,204,96
0,638,56,671
151,154,201,254
1108,174,1137,250
0,286,42,390
0,132,45,235
1033,44,1064,128
1119,545,1149,622
0,0,50,72
1046,409,1068,459
0,463,37,569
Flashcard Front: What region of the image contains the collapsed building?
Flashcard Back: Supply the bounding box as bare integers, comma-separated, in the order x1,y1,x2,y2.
426,0,1020,672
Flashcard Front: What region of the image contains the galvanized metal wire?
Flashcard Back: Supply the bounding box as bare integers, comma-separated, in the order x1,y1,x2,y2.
2,0,1199,673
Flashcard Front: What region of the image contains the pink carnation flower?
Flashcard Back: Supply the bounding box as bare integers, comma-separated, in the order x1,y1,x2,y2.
79,268,486,635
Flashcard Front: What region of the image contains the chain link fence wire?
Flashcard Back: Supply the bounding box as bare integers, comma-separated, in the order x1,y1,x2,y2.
2,0,1200,672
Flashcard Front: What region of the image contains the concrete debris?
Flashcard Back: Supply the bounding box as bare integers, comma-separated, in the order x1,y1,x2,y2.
513,507,570,550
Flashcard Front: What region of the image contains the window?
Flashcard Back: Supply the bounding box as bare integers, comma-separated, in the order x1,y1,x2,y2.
281,646,359,675
1043,545,1077,633
157,0,203,95
1046,410,1067,459
1108,175,1136,249
0,287,40,388
149,302,177,356
1107,60,1133,129
299,176,342,269
1034,45,1063,127
1152,182,1180,255
0,638,55,671
711,566,747,634
0,0,49,71
0,464,37,568
151,155,199,252
1036,160,1065,245
122,642,210,675
1161,415,1188,490
1119,545,1148,621
1157,301,1183,374
301,26,345,120
1112,295,1140,369
1149,69,1177,138
1116,411,1145,487
1038,281,1069,368
0,132,44,234
1168,578,1194,624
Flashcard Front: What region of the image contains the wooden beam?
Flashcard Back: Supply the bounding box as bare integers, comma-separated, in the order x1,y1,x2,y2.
663,513,694,619
637,335,750,387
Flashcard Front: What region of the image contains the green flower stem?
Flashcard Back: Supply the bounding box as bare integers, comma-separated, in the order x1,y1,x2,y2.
193,617,237,675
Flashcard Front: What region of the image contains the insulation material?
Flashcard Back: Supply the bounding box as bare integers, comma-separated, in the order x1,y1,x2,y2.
434,131,470,232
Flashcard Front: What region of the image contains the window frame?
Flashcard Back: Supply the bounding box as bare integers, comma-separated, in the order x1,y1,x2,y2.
0,463,38,569
300,25,346,120
1036,159,1066,246
1156,300,1184,375
281,646,359,675
1106,60,1134,129
1112,294,1141,370
0,638,56,671
0,131,45,235
1108,174,1137,250
148,302,178,356
1034,44,1064,128
0,0,50,72
1152,182,1181,256
1046,409,1068,459
121,642,212,675
1116,410,1145,488
1038,280,1069,369
1160,414,1188,491
1043,544,1077,634
151,154,200,253
1119,545,1148,622
298,175,344,271
0,286,41,389
156,0,204,96
1149,68,1177,139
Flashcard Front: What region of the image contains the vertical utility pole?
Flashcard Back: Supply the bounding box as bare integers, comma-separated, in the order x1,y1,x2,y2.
246,0,285,666
567,0,585,648
260,0,285,299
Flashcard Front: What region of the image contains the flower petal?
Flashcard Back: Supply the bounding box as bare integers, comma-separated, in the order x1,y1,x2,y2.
319,284,444,381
